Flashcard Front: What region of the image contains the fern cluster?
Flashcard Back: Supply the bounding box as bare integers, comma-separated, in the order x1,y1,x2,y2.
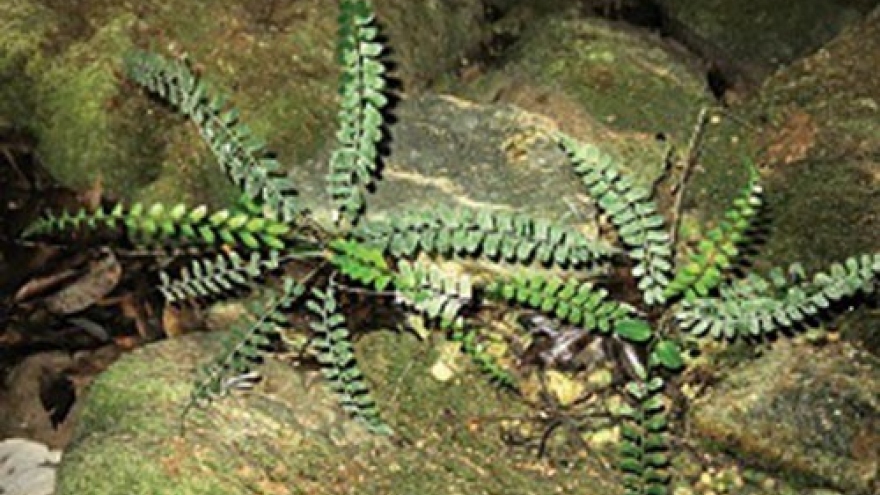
23,1,880,493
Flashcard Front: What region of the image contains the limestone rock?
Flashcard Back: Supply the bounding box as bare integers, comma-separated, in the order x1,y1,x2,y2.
0,438,62,495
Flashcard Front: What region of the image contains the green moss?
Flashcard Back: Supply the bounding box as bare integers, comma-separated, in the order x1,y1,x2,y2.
31,14,163,195
452,16,712,141
0,1,54,124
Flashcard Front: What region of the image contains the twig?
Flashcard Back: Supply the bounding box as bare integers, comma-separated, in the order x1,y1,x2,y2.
669,107,709,249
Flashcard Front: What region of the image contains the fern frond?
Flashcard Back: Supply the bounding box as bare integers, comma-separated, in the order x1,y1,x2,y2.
675,254,880,339
328,0,389,226
25,202,292,250
556,133,673,306
487,273,634,334
353,206,617,267
665,166,762,300
451,327,517,388
618,371,671,495
124,50,301,223
307,284,392,435
184,276,305,415
160,250,287,303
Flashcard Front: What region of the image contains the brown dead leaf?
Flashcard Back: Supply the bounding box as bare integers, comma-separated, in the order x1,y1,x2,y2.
112,335,141,350
161,304,204,338
13,268,80,304
116,291,165,340
765,108,818,165
44,250,121,315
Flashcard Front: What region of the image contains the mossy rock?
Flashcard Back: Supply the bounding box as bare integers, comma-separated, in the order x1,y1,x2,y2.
439,12,713,142
434,8,761,250
57,331,623,495
0,0,490,207
745,10,880,352
657,0,877,80
689,340,880,495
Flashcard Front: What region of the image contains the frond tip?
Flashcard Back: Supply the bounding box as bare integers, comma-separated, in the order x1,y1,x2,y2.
665,165,762,300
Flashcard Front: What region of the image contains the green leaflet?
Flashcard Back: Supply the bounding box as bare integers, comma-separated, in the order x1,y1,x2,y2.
614,319,653,343
650,340,684,371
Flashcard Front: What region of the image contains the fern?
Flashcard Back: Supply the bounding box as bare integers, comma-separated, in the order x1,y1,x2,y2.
487,273,634,334
664,165,762,300
307,284,392,434
675,254,880,339
25,202,292,250
160,250,286,303
353,206,617,267
124,51,301,223
557,133,673,306
184,276,305,416
328,0,389,225
22,3,879,492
